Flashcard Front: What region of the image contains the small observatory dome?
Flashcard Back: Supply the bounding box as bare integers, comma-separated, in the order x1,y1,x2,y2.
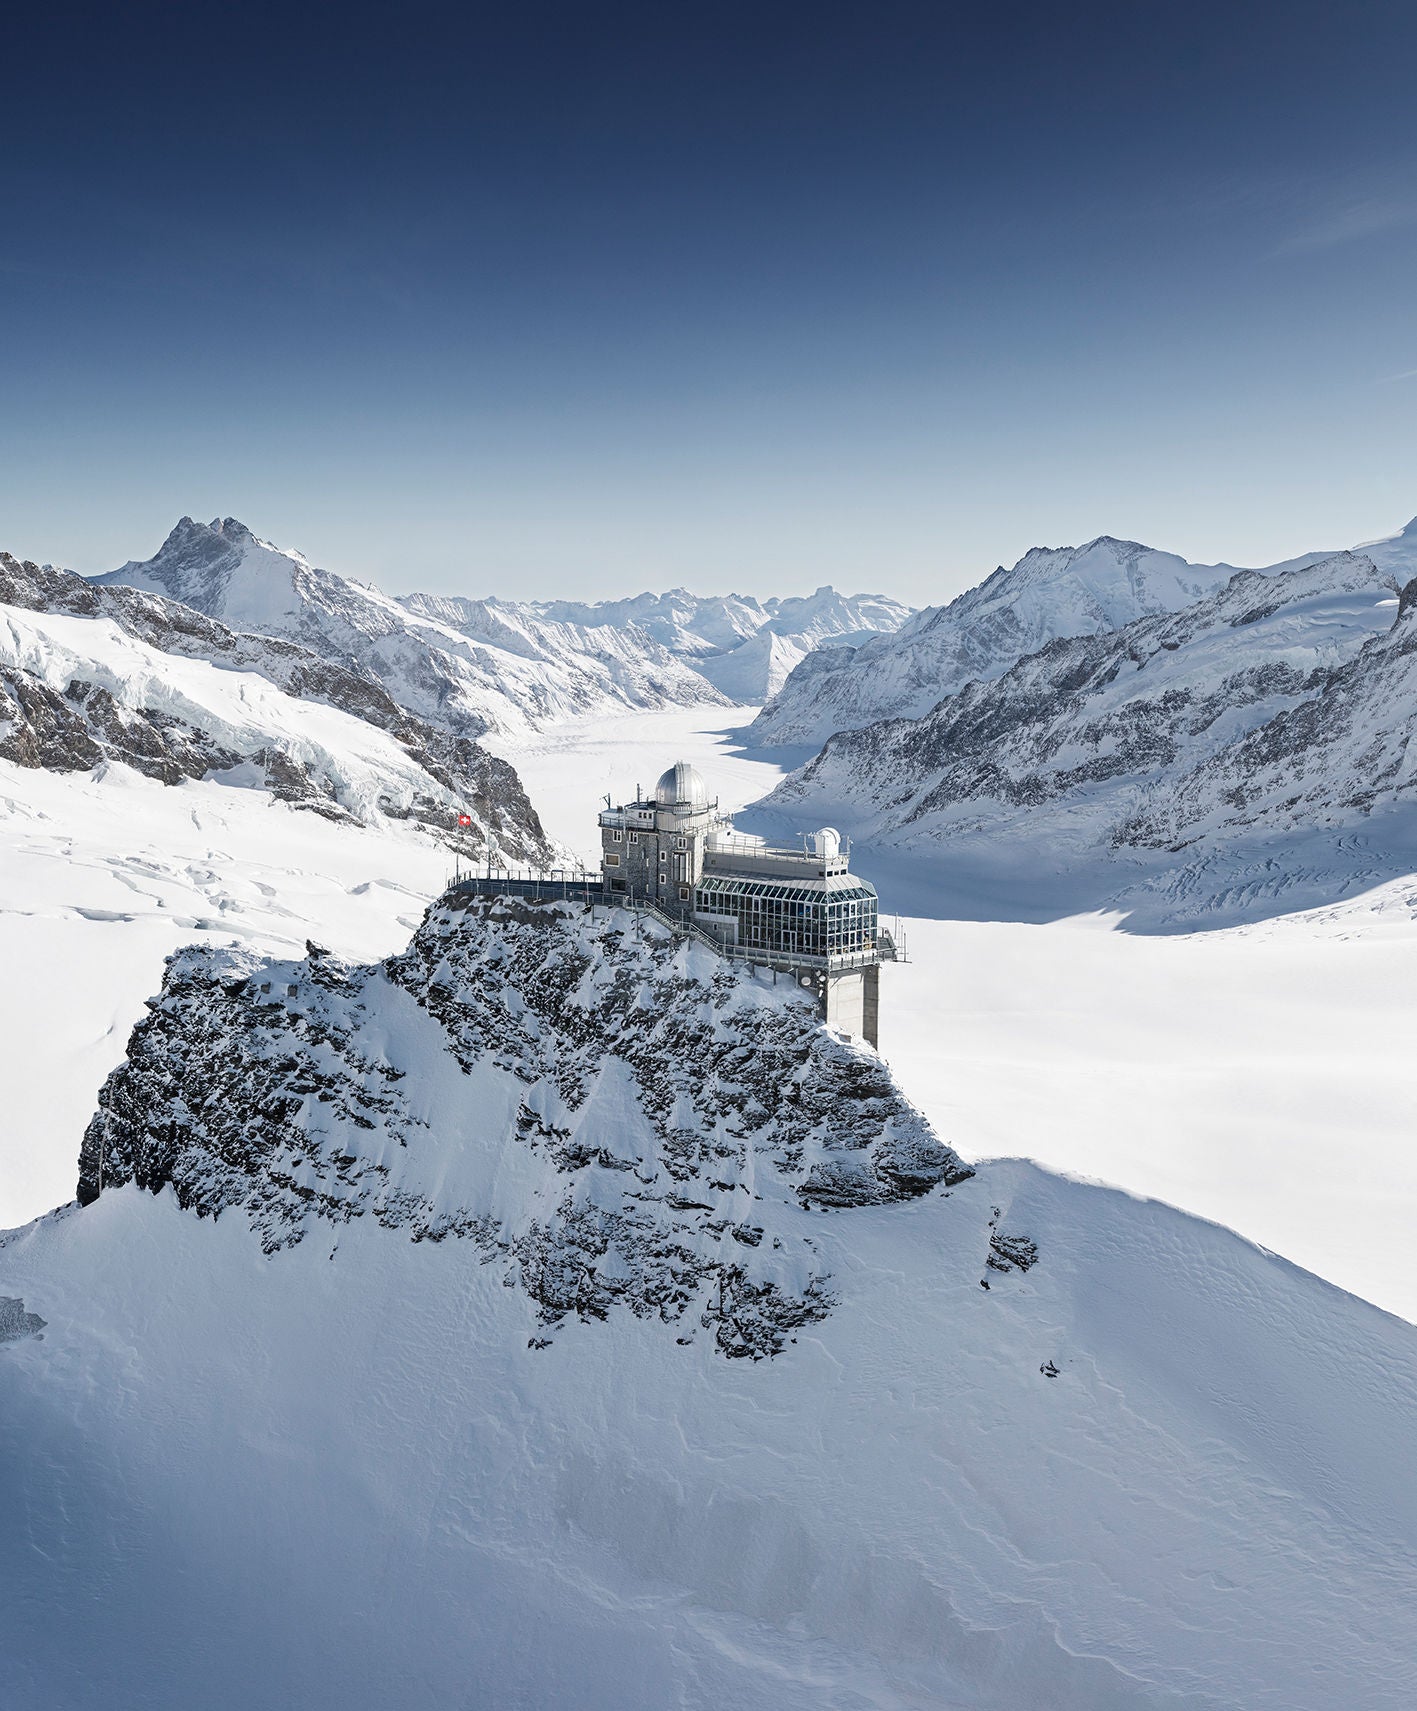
655,760,709,808
808,827,842,857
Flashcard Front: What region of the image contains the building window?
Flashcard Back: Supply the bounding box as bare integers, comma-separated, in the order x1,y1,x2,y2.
628,832,639,844
605,853,620,867
674,836,686,849
679,885,691,900
612,830,623,843
660,849,668,862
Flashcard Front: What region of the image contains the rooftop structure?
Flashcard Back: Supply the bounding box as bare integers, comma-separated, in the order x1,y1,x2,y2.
598,760,890,1044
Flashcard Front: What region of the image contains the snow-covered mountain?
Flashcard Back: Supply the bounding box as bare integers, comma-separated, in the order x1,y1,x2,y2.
4,893,1416,1708
80,894,972,1320
95,518,909,731
761,551,1417,921
1,550,552,863
750,534,1329,747
96,518,733,737
488,585,913,702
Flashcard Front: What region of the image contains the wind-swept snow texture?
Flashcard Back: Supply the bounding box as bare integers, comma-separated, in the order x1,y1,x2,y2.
751,532,1333,748
763,552,1417,925
3,897,1416,1708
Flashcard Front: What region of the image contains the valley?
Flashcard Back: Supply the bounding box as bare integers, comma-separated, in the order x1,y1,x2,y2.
494,707,1417,1323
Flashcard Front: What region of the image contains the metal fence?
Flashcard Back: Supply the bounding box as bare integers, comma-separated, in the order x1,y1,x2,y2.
443,872,905,968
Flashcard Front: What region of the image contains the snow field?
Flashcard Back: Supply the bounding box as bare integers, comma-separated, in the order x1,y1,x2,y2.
2,1161,1414,1710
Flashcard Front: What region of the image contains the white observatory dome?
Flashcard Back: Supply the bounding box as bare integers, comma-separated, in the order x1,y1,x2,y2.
807,826,842,857
654,760,709,809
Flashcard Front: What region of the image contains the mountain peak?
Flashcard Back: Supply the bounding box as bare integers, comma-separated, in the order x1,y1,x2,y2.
210,516,258,545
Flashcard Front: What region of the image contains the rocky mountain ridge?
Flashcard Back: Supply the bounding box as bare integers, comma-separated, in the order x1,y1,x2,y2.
0,550,553,861
750,532,1335,748
96,517,910,729
96,518,732,738
763,551,1413,913
79,893,978,1358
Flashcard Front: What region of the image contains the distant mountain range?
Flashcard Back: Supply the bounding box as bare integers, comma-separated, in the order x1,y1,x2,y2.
483,584,913,701
95,518,910,731
13,506,1417,923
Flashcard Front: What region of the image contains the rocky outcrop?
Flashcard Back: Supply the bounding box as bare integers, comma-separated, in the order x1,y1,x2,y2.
79,895,977,1358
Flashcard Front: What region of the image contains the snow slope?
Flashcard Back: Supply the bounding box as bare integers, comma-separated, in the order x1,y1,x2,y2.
3,897,1416,1709
751,533,1333,747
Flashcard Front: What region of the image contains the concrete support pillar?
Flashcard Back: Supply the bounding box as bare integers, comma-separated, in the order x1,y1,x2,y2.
862,962,880,1050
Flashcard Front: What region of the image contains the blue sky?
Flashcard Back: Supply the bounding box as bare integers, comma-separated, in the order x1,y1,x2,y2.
5,1,1417,602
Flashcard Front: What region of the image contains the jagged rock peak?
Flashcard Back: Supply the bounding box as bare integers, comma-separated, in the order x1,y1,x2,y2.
79,894,980,1358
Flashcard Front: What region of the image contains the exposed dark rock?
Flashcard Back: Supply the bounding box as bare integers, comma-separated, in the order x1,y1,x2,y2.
0,1298,46,1343
79,897,978,1358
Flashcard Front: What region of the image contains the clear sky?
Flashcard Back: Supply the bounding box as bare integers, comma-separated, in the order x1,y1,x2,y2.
5,1,1417,603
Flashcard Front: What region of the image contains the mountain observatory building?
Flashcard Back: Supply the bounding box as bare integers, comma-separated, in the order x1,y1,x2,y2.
598,761,893,1046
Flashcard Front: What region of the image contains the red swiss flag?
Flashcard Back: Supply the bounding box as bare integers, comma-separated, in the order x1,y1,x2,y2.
457,813,472,827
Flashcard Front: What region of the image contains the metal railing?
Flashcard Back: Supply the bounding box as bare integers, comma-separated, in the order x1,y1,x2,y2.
443,872,905,969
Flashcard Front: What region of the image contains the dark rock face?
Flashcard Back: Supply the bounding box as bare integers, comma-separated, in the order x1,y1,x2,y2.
0,1298,46,1343
0,550,552,861
79,897,979,1359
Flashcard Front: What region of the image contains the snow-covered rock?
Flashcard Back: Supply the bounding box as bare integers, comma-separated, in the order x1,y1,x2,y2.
79,893,972,1351
97,518,732,737
761,552,1413,916
751,534,1326,747
1131,565,1417,849
0,550,553,862
4,890,1417,1707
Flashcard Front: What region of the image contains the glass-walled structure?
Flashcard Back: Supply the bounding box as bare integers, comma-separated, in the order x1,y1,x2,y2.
597,758,888,985
694,875,879,961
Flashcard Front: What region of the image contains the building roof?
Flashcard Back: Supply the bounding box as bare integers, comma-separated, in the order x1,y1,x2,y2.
696,874,877,904
654,760,709,809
